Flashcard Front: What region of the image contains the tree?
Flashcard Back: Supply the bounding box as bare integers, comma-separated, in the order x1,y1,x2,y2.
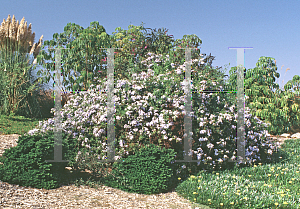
34,22,113,93
225,56,300,135
33,21,215,95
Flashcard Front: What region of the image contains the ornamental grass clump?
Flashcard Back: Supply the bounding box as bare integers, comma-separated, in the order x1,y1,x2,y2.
0,14,45,119
26,51,280,183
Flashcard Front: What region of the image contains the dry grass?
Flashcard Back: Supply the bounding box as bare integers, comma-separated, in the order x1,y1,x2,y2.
275,59,291,92
0,14,43,64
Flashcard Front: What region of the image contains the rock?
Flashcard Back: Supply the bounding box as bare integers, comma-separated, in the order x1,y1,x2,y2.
40,89,73,108
265,132,300,150
291,133,300,138
266,132,300,139
282,133,292,138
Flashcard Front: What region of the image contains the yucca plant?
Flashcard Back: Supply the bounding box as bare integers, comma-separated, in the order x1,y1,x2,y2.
0,14,45,119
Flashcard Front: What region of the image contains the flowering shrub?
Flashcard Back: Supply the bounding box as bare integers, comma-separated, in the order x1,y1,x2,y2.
25,52,279,179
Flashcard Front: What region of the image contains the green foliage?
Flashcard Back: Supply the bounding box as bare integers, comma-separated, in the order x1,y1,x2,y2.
0,130,82,190
22,20,299,192
226,56,300,136
32,50,282,188
33,21,203,93
105,143,179,195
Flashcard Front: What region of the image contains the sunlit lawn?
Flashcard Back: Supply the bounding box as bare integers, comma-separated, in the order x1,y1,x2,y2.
0,113,300,208
0,113,46,135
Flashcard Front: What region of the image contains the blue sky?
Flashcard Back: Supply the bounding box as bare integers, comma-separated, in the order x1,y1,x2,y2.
1,0,300,95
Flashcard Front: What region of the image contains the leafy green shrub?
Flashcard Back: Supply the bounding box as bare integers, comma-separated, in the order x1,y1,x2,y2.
0,130,82,190
106,143,178,195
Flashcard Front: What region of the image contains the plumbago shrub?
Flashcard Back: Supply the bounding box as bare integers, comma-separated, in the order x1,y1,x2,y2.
26,51,281,183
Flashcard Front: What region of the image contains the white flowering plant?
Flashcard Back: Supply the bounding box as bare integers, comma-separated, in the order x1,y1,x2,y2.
25,51,280,180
